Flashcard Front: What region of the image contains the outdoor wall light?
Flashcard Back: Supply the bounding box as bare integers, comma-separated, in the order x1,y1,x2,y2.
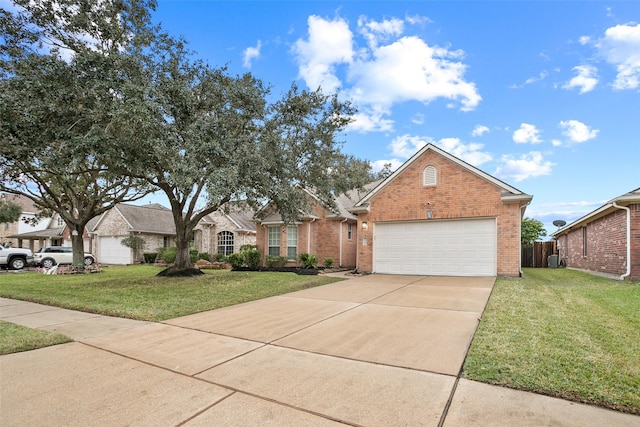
362,221,368,230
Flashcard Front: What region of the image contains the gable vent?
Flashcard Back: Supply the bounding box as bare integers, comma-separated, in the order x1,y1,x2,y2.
423,165,437,186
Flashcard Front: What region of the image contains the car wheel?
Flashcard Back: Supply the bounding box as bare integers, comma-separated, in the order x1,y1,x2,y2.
10,257,26,270
41,258,56,269
84,256,94,266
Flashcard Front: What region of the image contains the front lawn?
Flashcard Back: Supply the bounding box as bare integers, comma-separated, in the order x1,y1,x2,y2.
0,321,71,355
464,268,640,414
0,265,343,321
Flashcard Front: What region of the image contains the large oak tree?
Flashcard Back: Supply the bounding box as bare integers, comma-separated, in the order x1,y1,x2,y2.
1,0,158,266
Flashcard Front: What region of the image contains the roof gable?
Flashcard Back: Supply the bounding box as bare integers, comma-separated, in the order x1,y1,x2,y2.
355,143,531,207
552,187,640,236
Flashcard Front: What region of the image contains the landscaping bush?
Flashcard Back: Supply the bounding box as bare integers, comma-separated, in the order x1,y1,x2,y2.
157,247,177,263
214,253,227,262
189,248,199,263
324,257,334,269
299,253,318,269
266,255,288,268
198,252,211,261
143,253,158,264
228,253,244,270
244,249,261,270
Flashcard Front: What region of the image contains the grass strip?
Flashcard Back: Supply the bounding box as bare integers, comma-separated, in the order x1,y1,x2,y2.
0,321,71,355
0,265,342,321
464,268,640,414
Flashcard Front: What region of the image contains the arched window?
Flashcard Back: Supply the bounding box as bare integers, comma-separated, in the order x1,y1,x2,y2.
217,231,234,256
423,165,437,186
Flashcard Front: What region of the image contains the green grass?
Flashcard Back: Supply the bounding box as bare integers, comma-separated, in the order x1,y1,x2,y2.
0,321,71,355
0,265,343,322
464,268,640,414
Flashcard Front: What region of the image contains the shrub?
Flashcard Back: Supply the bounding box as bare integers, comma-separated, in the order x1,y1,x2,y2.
299,253,318,269
266,255,288,268
214,253,227,262
324,257,334,269
228,253,244,270
240,244,258,252
158,247,177,263
189,248,199,263
198,252,211,261
244,249,261,270
143,253,158,264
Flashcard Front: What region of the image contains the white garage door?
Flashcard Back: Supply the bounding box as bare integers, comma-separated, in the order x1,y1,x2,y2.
373,219,496,276
97,237,132,265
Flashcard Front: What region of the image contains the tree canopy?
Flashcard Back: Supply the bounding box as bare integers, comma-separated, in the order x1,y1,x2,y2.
1,0,372,272
1,0,159,265
521,217,547,244
0,198,22,224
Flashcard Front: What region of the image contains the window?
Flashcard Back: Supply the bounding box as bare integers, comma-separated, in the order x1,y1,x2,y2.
582,227,587,257
163,236,172,248
287,225,298,260
268,226,280,256
56,217,64,227
347,223,353,240
217,231,234,256
189,231,196,248
423,165,437,186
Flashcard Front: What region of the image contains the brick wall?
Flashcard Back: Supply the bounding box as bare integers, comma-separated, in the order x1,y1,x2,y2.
357,150,523,276
559,204,639,279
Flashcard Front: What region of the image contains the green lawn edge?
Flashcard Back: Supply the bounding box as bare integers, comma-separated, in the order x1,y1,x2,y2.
463,268,640,415
0,321,72,355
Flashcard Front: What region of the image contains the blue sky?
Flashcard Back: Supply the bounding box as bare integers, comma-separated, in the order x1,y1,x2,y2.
147,1,639,235
5,0,637,236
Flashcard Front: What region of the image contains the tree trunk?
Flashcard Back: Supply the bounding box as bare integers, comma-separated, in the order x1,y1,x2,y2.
173,221,193,269
70,225,86,269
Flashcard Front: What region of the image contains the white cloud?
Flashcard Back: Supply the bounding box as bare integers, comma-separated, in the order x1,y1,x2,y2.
389,134,430,158
471,125,490,137
511,71,548,88
358,16,404,49
579,35,591,45
292,15,354,92
558,120,599,143
513,123,542,144
411,113,425,125
347,111,394,133
242,40,262,68
434,138,492,166
563,65,598,93
293,15,481,132
371,158,404,173
597,22,640,90
495,152,554,182
386,134,492,167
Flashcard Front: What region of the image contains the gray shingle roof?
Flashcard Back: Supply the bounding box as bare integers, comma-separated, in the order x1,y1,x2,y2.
115,203,176,235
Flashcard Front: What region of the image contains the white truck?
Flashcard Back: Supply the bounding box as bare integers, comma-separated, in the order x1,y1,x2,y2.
0,244,34,270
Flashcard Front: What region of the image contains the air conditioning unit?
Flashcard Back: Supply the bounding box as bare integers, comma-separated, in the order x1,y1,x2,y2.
548,254,559,268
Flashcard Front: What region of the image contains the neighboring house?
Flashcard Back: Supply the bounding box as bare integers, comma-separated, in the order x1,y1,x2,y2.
257,143,533,277
89,202,256,264
552,188,639,281
2,194,94,253
255,183,377,269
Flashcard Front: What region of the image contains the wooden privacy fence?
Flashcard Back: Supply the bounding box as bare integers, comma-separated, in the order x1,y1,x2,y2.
521,241,556,268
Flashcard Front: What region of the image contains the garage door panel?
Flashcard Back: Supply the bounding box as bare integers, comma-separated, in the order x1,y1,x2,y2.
98,237,131,265
373,219,496,277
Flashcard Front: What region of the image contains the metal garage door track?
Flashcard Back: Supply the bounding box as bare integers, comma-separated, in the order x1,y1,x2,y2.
1,276,637,426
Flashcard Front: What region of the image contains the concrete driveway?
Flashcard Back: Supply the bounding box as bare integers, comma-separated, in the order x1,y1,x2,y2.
1,274,637,426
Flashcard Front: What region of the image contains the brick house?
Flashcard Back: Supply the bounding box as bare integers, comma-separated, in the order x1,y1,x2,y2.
552,188,640,281
256,143,532,277
89,202,256,264
255,184,376,269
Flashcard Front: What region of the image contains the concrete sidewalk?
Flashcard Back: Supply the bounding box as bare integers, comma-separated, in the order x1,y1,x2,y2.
1,275,638,426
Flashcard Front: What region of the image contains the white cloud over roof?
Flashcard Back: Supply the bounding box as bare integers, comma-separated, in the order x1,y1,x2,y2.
471,125,490,137
292,14,481,133
387,134,492,167
495,152,554,182
513,123,542,144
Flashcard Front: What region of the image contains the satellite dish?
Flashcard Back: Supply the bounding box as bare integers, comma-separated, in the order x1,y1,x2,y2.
553,220,566,227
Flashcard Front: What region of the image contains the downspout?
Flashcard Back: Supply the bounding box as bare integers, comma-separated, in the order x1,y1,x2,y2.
519,203,529,277
339,218,347,267
307,218,316,254
612,202,631,280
